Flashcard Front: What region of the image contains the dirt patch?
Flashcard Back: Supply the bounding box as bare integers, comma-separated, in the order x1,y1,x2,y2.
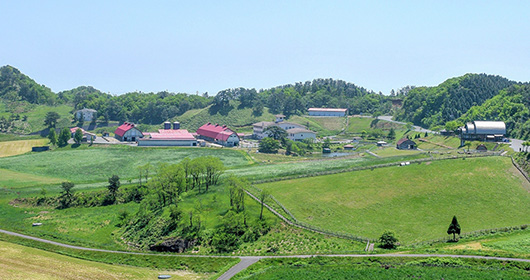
424,162,432,165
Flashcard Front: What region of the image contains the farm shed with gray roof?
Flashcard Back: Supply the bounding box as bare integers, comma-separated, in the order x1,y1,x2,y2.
460,121,506,143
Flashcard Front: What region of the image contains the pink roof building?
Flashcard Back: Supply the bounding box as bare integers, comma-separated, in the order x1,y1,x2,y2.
196,123,240,147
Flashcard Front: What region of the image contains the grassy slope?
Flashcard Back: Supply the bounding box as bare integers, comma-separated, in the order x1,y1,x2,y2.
0,100,73,134
233,257,530,280
177,103,275,133
0,168,62,189
0,138,48,158
259,157,530,243
0,146,251,184
0,240,207,280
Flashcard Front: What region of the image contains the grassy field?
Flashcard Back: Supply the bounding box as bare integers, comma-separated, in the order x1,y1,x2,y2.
371,146,423,157
288,115,346,136
233,257,530,280
0,138,48,158
413,228,530,258
0,240,208,280
0,145,252,184
177,103,276,132
0,168,63,189
258,156,530,243
0,100,73,134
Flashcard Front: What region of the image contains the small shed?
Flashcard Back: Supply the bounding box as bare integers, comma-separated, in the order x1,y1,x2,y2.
323,148,331,153
396,138,417,150
343,144,355,150
476,144,488,152
376,141,387,147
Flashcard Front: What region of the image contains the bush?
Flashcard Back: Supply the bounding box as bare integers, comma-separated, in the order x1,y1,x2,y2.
379,230,399,249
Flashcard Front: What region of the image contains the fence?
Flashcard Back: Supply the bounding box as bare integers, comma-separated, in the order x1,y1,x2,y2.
245,151,509,245
510,156,530,183
251,152,502,185
409,224,529,247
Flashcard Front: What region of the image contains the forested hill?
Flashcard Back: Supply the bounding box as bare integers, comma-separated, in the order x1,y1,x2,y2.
394,74,516,129
0,65,56,105
458,84,530,139
212,78,391,117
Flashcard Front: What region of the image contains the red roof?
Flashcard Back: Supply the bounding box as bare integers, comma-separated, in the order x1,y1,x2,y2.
114,122,140,137
196,123,238,141
146,129,196,141
70,127,85,133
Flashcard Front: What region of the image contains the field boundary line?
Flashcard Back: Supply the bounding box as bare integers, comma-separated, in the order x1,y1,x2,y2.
252,152,502,185
510,155,530,185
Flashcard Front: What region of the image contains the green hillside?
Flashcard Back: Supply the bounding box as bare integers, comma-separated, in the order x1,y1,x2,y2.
395,74,515,129
177,101,276,132
259,157,530,243
458,84,530,140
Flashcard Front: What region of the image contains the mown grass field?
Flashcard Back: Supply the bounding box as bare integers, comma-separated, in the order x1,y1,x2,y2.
0,240,208,280
0,168,63,189
0,145,252,184
0,138,48,158
258,156,530,243
233,257,530,280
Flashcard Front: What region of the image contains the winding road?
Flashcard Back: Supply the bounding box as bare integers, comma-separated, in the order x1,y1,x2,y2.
0,228,528,280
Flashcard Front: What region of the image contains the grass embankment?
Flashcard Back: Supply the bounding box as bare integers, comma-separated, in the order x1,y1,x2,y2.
412,228,530,259
0,240,209,280
258,156,530,243
232,257,530,280
0,138,48,157
0,233,238,280
0,145,251,184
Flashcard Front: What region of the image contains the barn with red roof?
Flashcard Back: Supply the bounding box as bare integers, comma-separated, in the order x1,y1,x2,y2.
138,121,197,146
114,122,144,142
196,123,239,147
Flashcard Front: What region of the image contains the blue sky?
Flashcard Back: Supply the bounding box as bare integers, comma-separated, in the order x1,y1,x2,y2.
1,1,529,95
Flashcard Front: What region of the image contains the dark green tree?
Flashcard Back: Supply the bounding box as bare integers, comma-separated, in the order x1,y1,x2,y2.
73,128,83,144
379,230,399,249
447,216,461,241
264,126,287,141
259,137,279,154
59,181,75,209
387,128,396,140
44,111,60,128
108,175,121,199
48,129,57,145
58,128,70,147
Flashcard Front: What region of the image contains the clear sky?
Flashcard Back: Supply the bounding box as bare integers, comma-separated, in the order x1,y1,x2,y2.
1,1,529,95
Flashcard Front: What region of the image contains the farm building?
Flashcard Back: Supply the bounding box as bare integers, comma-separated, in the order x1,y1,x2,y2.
459,121,506,144
396,138,417,150
308,108,348,117
253,115,315,140
69,127,96,142
343,144,354,150
376,141,388,147
139,121,197,146
476,144,488,152
75,108,97,122
287,128,316,141
196,123,239,147
114,122,144,142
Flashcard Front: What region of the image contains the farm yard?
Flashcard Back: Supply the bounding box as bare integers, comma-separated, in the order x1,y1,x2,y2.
258,157,530,243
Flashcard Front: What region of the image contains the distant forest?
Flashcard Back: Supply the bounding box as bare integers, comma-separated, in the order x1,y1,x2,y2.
2,65,530,139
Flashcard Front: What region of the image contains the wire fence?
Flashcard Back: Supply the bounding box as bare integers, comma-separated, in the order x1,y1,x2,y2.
409,224,529,247
245,151,517,246
251,152,503,185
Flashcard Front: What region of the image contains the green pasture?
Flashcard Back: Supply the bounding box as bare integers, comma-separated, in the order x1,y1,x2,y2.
288,115,346,136
258,156,530,243
0,168,63,189
0,145,251,184
233,257,530,280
